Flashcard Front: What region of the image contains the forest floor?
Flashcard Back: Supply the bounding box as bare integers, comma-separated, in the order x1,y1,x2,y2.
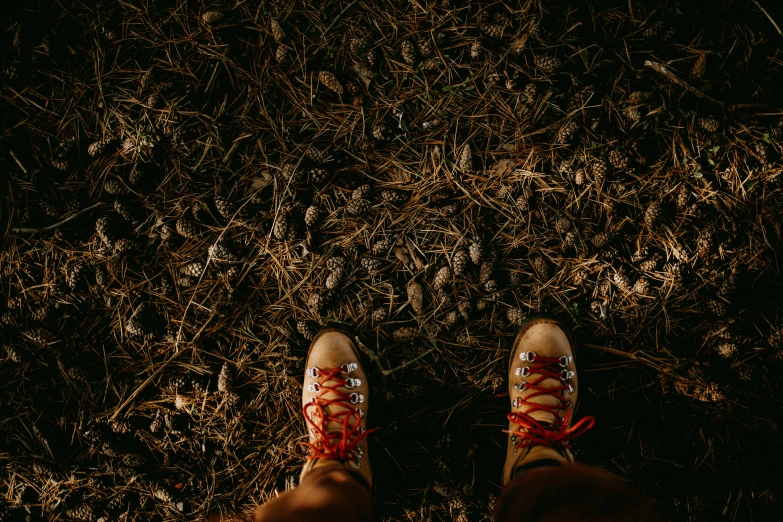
2,0,783,521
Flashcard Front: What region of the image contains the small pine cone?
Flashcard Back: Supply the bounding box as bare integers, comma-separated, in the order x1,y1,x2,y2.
706,299,727,317
181,261,205,278
469,40,482,59
202,11,225,25
457,143,473,171
309,167,330,184
698,115,720,133
304,205,320,228
280,163,303,184
365,48,377,67
444,310,460,329
482,23,505,39
104,178,130,198
563,231,577,248
371,307,388,323
676,184,690,211
393,326,419,343
349,37,367,55
433,266,452,290
591,231,611,249
417,38,434,57
270,18,286,43
469,240,484,265
319,71,344,95
633,277,651,294
208,242,239,263
371,238,394,256
273,213,292,240
624,107,642,123
642,20,664,39
307,293,326,315
531,256,550,279
639,253,661,272
154,487,175,504
65,504,95,521
400,40,417,65
452,249,469,276
407,281,424,314
507,307,526,326
325,269,345,290
628,91,654,104
214,194,238,219
534,55,561,73
51,159,70,171
94,264,108,286
158,274,174,296
218,363,233,393
717,342,737,359
114,237,141,255
691,54,707,78
326,256,348,273
696,229,715,258
613,270,632,291
556,120,579,143
360,256,383,273
352,184,372,200
275,45,289,63
38,200,58,219
176,218,201,238
644,201,662,227
297,319,317,340
591,158,609,184
114,200,134,222
608,149,630,171
555,216,572,235
380,189,407,204
372,123,391,140
346,198,371,216
5,344,25,363
126,306,152,338
479,262,493,284
67,263,89,290
95,216,118,246
88,138,113,157
483,279,498,293
457,298,472,320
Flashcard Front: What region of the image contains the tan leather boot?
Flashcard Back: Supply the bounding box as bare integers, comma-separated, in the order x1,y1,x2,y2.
300,329,376,487
502,316,595,485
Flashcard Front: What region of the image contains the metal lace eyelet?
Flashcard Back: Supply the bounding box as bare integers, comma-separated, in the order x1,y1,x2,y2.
358,426,366,434
350,393,364,404
520,351,536,362
307,367,320,377
307,383,320,393
345,377,362,389
559,355,572,367
566,383,574,394
358,409,365,418
514,366,531,377
514,382,527,392
560,369,575,381
309,428,316,439
341,362,358,373
512,397,524,408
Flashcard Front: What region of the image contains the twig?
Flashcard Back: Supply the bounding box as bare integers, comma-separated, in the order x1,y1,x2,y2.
644,60,773,112
10,202,105,234
752,0,783,36
353,334,436,377
9,150,28,174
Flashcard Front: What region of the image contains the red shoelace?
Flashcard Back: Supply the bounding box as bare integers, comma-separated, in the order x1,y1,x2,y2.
302,366,378,462
505,353,595,450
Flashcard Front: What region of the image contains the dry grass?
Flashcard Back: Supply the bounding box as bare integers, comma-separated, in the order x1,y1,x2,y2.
2,0,783,520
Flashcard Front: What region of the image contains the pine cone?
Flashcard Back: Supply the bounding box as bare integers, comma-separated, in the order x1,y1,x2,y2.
644,201,662,227
208,242,239,263
325,256,347,273
400,40,417,65
407,281,424,314
507,307,526,326
114,237,141,255
531,256,550,279
349,37,367,54
555,216,572,234
65,504,95,521
457,143,473,171
273,212,292,240
270,18,286,43
325,269,345,290
202,11,224,25
275,45,289,63
309,167,330,184
297,319,317,340
608,149,630,171
556,120,579,143
393,326,419,343
217,363,233,392
698,115,720,133
483,279,498,292
691,54,707,78
88,138,113,157
380,189,407,204
706,298,727,317
479,262,493,284
360,256,383,273
433,266,452,290
592,158,608,183
126,304,153,338
696,229,715,258
304,205,319,227
444,310,460,329
534,55,561,73
676,184,690,211
613,270,632,291
114,200,134,222
371,307,388,323
181,261,205,278
67,263,89,290
346,198,371,215
280,163,303,184
214,194,238,219
469,40,482,59
372,123,391,140
633,277,650,294
642,20,664,39
319,71,344,95
591,231,611,248
482,23,505,38
628,91,654,104
96,216,118,246
453,249,469,276
417,38,434,57
176,218,201,238
469,241,484,265
371,238,394,256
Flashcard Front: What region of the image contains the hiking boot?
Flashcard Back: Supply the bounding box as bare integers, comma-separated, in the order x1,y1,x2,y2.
502,316,595,484
300,329,376,487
